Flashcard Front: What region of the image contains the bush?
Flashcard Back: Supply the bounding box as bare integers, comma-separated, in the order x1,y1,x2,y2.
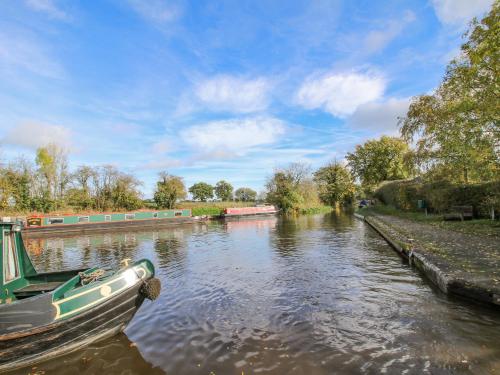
375,179,500,218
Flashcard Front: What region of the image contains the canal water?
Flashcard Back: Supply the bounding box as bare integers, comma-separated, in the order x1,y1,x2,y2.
18,213,500,374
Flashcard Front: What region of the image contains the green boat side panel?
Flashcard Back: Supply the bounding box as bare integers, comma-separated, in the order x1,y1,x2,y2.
34,209,192,228
52,259,154,320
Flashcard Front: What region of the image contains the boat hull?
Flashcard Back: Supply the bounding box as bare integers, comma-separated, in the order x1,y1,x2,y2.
22,217,201,236
0,282,145,372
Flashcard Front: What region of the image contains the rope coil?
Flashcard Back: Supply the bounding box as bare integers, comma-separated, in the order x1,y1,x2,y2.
79,269,106,285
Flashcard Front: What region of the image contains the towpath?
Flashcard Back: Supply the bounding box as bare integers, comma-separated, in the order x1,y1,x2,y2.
360,212,500,307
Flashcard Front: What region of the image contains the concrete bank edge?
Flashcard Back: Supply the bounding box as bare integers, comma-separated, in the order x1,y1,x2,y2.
354,212,499,308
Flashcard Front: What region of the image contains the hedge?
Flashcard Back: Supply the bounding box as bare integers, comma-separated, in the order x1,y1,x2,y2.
374,179,500,218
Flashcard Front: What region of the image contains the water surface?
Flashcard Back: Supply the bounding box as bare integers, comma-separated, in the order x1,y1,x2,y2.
18,213,500,374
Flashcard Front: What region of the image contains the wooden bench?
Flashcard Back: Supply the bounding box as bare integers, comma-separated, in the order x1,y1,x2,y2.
443,205,473,221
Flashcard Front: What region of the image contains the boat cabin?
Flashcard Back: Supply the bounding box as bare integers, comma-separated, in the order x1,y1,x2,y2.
0,219,82,304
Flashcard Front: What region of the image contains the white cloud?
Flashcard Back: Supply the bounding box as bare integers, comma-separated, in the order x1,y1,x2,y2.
364,11,416,54
0,32,64,79
127,0,179,23
347,98,410,134
25,0,69,21
296,71,386,117
3,122,73,149
195,76,271,113
181,117,286,155
431,0,494,25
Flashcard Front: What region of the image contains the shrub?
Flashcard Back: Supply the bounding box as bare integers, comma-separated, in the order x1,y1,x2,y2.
375,179,500,217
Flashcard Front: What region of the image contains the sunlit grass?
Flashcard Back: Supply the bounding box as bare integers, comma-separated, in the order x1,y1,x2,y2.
178,201,256,216
359,205,500,237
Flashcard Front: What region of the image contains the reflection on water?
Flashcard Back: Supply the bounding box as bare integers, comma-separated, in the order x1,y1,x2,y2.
17,213,500,374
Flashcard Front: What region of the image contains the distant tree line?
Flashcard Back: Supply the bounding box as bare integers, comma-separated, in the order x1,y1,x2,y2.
153,177,258,208
0,143,143,213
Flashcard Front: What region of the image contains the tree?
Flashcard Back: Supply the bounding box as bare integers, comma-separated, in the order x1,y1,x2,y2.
35,143,69,208
314,161,356,207
266,171,303,212
265,163,315,212
346,136,414,189
154,172,187,209
69,165,96,210
86,165,143,211
189,182,214,201
400,2,499,183
234,187,256,201
111,172,143,210
215,180,233,201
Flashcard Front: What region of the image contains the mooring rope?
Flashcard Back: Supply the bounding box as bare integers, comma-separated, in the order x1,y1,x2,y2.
79,269,106,285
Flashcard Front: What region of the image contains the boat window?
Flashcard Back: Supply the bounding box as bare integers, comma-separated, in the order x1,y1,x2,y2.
3,231,20,283
175,211,182,217
78,216,89,223
104,215,111,221
125,214,135,220
153,212,158,218
48,218,64,225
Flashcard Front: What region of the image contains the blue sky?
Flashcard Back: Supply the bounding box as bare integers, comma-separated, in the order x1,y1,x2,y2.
0,0,494,197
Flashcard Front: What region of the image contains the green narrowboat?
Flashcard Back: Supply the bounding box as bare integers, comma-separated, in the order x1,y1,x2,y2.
24,209,193,235
0,219,161,372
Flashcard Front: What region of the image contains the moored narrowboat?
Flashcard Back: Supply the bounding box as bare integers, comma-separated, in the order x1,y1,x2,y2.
0,219,161,372
222,205,278,218
24,209,193,235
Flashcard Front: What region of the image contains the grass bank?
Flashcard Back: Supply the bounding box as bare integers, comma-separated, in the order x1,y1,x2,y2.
360,205,500,238
297,205,333,215
178,201,255,216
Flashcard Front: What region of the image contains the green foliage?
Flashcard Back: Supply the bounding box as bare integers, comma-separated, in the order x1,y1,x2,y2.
111,174,143,211
346,136,414,190
266,163,331,213
180,200,254,216
266,171,304,213
297,205,333,215
374,179,500,217
154,173,187,209
234,187,256,202
189,182,214,202
35,144,69,207
215,180,233,201
65,188,93,210
314,162,356,206
400,3,499,183
191,206,223,216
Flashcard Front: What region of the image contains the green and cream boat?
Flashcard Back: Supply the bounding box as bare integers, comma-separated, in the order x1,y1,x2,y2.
0,219,160,372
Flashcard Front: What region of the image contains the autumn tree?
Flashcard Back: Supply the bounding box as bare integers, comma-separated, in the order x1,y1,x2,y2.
189,182,214,202
214,180,233,201
234,187,256,202
154,172,187,209
314,161,356,207
35,143,70,208
265,163,315,212
346,136,414,189
399,2,499,183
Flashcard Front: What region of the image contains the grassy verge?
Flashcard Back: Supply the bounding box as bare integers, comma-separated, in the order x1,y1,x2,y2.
297,205,333,215
359,205,500,237
178,201,255,217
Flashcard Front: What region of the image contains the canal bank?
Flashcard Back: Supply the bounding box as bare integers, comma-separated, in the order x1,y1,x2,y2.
355,212,500,307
